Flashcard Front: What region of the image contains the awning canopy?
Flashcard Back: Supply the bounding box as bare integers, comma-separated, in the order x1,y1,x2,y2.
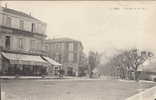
42,56,62,66
2,52,49,67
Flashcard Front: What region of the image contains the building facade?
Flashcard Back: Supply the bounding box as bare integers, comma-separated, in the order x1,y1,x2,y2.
45,38,85,76
0,6,47,53
0,6,58,76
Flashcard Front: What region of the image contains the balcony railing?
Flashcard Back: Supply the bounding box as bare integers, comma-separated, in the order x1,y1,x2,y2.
1,47,48,56
0,25,46,37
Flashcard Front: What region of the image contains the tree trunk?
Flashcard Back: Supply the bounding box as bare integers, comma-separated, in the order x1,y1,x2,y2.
133,70,140,81
133,71,136,81
88,64,92,78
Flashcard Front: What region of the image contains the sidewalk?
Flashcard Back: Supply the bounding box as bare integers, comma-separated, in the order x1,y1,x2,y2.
0,76,87,80
0,76,16,79
126,85,156,100
0,76,65,79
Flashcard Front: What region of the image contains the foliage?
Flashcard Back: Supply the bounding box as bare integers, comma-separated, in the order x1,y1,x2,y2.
100,48,154,80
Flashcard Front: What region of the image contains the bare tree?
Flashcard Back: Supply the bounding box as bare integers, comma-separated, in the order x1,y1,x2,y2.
124,49,153,80
100,48,154,80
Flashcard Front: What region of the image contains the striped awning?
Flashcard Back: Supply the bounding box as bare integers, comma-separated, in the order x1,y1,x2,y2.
2,52,49,67
42,56,62,66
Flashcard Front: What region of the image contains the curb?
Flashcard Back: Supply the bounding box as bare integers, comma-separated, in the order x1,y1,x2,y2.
126,86,156,100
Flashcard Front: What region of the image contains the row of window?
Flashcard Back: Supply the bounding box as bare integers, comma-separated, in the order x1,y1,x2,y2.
4,36,42,51
1,14,46,34
52,43,65,51
45,42,74,52
50,42,74,52
17,38,42,51
54,52,78,63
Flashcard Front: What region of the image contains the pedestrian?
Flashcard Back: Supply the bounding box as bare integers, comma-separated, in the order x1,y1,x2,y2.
58,69,64,78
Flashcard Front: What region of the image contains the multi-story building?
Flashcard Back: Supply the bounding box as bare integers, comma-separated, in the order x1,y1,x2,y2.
0,6,46,53
0,6,60,76
45,38,85,76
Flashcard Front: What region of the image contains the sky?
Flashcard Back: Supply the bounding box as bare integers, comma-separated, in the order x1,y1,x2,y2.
1,1,156,54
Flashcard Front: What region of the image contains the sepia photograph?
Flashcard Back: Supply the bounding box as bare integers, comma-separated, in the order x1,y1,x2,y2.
0,1,156,100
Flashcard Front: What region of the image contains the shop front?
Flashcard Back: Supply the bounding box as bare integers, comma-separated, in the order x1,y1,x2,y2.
1,52,49,76
42,56,62,76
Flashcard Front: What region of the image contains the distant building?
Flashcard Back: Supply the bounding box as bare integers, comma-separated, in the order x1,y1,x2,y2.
0,6,60,76
138,57,156,81
45,38,85,76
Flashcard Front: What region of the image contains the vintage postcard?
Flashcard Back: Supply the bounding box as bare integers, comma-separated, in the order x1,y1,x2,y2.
0,1,156,100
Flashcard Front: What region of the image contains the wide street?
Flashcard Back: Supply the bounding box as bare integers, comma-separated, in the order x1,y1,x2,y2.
1,78,156,100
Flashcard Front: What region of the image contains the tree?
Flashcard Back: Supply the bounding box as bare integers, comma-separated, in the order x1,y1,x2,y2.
100,48,154,80
126,49,153,80
79,52,88,76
